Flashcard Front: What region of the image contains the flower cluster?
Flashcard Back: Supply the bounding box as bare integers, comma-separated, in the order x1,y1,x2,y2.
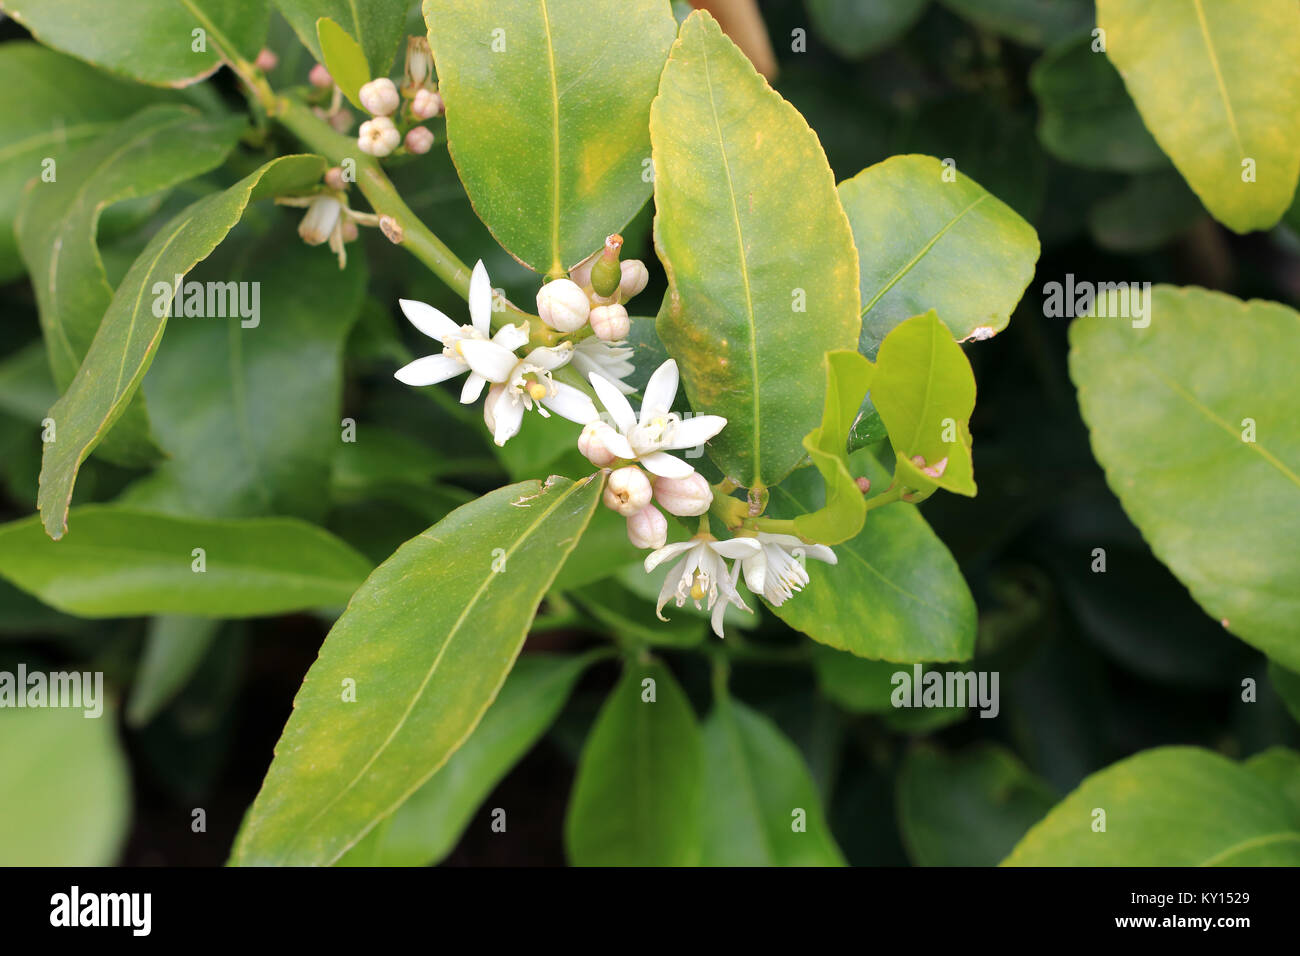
277,166,377,269
390,259,837,640
395,261,596,445
356,38,444,158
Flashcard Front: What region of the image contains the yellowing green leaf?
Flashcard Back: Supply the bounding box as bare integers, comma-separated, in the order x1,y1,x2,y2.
317,16,370,110
1098,0,1300,232
652,11,861,489
794,350,873,545
423,0,677,274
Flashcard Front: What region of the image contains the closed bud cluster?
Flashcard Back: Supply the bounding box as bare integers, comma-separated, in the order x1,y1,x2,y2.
412,88,444,120
358,116,401,156
565,238,650,336
405,126,434,154
589,303,629,342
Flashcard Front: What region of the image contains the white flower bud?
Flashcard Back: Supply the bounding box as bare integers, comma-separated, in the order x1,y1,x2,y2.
626,504,667,550
652,473,712,516
412,88,444,119
358,116,400,156
578,421,620,467
405,126,434,154
603,465,652,516
589,303,629,342
405,37,434,88
359,77,400,117
535,278,590,332
309,63,333,88
298,196,342,246
619,259,649,301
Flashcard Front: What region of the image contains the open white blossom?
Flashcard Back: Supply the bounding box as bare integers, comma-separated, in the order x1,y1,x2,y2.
394,260,596,444
645,535,761,638
739,532,837,607
586,359,725,477
571,338,635,394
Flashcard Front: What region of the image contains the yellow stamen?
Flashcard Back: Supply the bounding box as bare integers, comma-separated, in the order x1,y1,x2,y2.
527,381,548,401
690,580,706,601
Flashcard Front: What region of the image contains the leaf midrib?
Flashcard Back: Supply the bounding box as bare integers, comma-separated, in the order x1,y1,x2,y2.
698,30,762,486
539,0,563,275
1190,0,1244,158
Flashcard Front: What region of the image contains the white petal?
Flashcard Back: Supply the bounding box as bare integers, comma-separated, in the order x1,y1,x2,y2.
459,339,519,382
399,299,459,342
589,372,637,432
602,429,636,460
640,359,679,421
655,558,685,621
639,451,694,479
460,371,487,404
644,540,697,573
664,414,727,450
394,353,466,386
540,382,598,424
524,344,573,371
491,322,530,352
490,392,525,446
802,544,838,565
469,260,492,334
741,551,767,595
711,537,763,559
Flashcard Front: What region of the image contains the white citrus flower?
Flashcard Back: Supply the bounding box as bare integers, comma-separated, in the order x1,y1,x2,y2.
571,338,635,394
358,115,401,156
645,535,761,638
477,344,597,446
739,532,837,607
586,359,725,478
359,77,400,116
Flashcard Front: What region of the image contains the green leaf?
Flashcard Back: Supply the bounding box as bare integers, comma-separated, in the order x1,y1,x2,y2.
0,505,369,617
1029,33,1168,174
768,453,976,661
0,341,58,425
0,704,130,865
805,0,928,60
275,0,407,79
1244,748,1300,812
565,658,703,865
570,580,706,647
123,226,366,520
840,154,1040,355
1086,170,1206,253
652,10,861,489
1269,660,1300,725
4,0,270,87
0,43,181,283
338,652,600,867
700,692,845,865
809,642,900,712
423,0,677,275
230,475,603,866
872,310,977,498
551,503,642,590
794,350,872,545
126,615,221,726
937,0,1093,48
1003,747,1300,865
317,16,371,110
36,154,327,540
1069,287,1300,670
898,744,1056,866
16,105,245,466
1097,0,1300,233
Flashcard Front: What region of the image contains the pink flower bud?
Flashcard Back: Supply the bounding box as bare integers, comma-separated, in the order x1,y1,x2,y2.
619,259,649,301
309,63,333,88
405,126,434,154
652,473,712,516
535,278,590,332
603,465,652,516
411,88,444,120
340,219,359,243
626,504,667,550
329,109,353,134
855,476,871,494
359,77,400,117
324,166,348,191
589,303,630,342
358,116,400,156
255,48,278,72
578,422,620,467
569,249,598,290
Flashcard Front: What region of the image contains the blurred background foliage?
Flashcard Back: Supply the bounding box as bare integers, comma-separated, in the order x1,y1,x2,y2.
1,0,1298,866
